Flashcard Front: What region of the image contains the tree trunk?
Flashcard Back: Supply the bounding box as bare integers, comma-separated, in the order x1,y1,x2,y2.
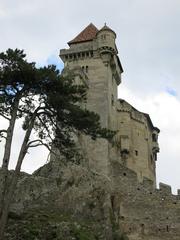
0,112,35,240
2,97,20,169
0,97,20,223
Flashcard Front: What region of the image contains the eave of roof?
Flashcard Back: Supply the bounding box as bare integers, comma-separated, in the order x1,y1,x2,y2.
68,23,98,46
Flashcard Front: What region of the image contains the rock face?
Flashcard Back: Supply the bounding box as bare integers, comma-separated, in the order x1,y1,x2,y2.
1,158,180,240
1,162,128,240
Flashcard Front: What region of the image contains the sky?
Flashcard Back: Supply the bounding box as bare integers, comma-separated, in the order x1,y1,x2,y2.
0,0,180,193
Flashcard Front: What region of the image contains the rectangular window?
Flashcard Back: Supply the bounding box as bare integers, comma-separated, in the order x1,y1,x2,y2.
135,150,138,156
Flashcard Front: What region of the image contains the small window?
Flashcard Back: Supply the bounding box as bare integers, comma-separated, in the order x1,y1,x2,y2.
135,150,138,156
111,94,114,106
85,66,88,73
101,35,106,40
151,155,153,164
101,34,106,40
153,153,157,161
152,133,157,142
82,66,84,72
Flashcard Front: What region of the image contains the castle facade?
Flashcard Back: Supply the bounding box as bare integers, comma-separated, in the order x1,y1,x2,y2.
60,23,160,185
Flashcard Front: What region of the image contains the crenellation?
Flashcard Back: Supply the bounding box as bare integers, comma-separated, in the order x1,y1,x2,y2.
142,177,154,190
177,189,180,196
159,182,172,195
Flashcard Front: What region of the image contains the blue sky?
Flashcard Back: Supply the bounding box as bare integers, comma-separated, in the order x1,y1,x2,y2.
0,0,180,193
166,87,177,97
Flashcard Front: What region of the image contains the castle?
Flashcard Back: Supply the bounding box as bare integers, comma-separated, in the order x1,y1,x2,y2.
2,24,179,240
59,23,180,239
60,23,160,185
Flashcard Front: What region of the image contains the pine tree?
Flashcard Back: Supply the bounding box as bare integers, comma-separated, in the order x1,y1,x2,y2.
0,49,114,239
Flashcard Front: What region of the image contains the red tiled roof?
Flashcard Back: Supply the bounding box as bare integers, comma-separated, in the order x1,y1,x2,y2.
68,23,98,45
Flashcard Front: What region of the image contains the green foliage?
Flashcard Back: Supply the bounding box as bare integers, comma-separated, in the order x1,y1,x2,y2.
0,48,115,162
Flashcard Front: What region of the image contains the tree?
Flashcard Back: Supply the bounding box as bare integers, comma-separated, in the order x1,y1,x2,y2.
0,49,114,239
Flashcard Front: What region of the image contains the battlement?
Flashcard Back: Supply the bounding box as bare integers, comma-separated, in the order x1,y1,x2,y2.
112,161,180,200
111,162,180,239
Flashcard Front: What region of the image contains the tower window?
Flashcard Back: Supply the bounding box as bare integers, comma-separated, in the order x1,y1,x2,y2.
151,155,153,164
85,66,88,73
101,34,106,40
111,94,114,106
82,66,84,72
152,133,157,142
135,150,138,156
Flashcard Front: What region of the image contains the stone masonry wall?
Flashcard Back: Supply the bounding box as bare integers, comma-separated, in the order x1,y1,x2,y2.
110,161,180,240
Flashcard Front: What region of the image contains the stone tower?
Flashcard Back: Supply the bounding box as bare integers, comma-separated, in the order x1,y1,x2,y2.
60,23,159,185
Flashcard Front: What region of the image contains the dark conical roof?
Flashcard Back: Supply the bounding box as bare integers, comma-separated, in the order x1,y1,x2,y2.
98,23,116,36
68,23,98,45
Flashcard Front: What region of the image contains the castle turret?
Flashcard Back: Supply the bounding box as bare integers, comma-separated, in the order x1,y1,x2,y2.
97,24,117,56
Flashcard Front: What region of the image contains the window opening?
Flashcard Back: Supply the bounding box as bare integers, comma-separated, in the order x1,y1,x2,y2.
111,94,114,106
152,133,157,142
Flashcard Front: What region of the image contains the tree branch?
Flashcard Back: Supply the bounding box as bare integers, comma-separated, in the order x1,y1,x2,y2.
0,113,10,121
0,130,7,140
28,139,57,155
37,115,54,142
0,130,7,134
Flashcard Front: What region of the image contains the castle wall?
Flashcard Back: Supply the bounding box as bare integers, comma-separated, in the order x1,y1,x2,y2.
115,100,158,184
111,162,180,240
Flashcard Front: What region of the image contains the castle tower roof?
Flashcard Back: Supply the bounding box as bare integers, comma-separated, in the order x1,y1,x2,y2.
98,23,116,37
68,23,98,46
